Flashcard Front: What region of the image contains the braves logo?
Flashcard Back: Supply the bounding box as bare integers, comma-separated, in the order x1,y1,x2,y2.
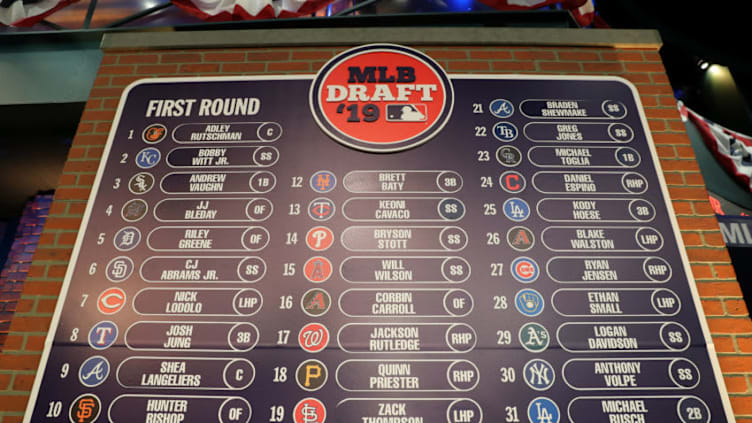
310,44,453,153
299,323,329,353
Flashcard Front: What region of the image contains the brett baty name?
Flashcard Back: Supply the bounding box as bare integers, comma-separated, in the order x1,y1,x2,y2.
145,97,261,117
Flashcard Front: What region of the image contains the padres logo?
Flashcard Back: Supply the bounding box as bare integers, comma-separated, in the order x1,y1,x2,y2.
310,44,454,153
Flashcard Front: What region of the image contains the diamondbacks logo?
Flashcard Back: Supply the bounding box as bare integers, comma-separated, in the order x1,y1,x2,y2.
310,44,454,153
301,288,331,317
69,394,101,423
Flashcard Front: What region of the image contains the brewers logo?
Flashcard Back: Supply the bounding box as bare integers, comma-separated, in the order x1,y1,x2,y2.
310,44,454,153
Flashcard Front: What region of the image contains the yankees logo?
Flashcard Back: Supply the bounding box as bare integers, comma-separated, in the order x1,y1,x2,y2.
306,227,334,251
69,394,101,423
299,323,329,353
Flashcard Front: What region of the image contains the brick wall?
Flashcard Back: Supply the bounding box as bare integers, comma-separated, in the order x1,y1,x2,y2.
1,44,751,422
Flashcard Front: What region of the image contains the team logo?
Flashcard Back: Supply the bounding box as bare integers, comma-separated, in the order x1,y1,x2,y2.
88,321,118,350
301,288,331,317
503,198,530,222
523,359,555,391
97,287,126,315
500,171,526,193
79,356,110,387
310,171,337,193
129,172,154,194
515,289,544,317
492,122,518,142
519,322,550,353
105,256,133,283
293,397,326,423
135,147,161,169
69,393,101,423
142,123,167,143
304,257,332,283
497,145,522,167
490,99,515,118
306,227,334,251
511,257,539,283
113,226,141,251
310,44,454,153
121,199,148,222
296,359,328,391
299,323,329,353
528,397,559,423
308,198,335,221
507,226,534,251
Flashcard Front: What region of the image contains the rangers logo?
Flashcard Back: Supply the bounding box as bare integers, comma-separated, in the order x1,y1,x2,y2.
308,198,335,221
499,171,525,194
113,226,141,251
79,356,109,387
523,359,555,391
299,323,329,353
489,99,514,118
296,359,328,391
310,44,453,153
105,256,134,283
301,288,331,317
511,257,539,283
527,397,559,423
88,321,118,350
293,398,326,423
135,147,161,169
304,257,332,283
97,287,126,315
310,171,337,193
306,227,334,251
519,322,550,353
142,123,167,143
515,289,544,317
69,394,101,423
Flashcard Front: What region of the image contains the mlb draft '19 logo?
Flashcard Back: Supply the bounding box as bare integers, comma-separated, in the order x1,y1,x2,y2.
310,44,454,153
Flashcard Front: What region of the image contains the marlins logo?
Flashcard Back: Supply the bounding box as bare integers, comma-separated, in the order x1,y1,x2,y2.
121,199,148,222
79,356,109,387
69,394,101,423
310,44,453,153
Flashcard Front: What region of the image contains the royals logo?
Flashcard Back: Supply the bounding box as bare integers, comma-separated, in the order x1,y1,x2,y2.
310,44,454,153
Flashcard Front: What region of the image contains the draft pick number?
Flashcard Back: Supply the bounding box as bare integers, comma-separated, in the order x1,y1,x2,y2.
310,44,454,153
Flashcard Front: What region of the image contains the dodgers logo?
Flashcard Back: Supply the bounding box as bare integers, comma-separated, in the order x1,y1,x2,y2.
515,289,544,317
311,171,336,193
79,356,110,387
88,321,118,350
503,198,530,222
310,44,454,153
527,397,559,423
490,99,514,118
523,359,555,391
136,147,161,169
511,257,539,283
493,122,518,142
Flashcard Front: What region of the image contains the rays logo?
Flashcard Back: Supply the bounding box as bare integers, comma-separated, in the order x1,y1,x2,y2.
310,44,454,153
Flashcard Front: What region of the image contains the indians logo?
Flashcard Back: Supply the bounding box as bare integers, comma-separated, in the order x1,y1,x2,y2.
310,44,454,153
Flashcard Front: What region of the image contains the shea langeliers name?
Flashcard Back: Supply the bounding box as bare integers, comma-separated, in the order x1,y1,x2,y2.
145,97,261,117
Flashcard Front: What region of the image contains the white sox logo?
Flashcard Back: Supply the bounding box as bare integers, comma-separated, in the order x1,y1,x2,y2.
310,44,454,153
299,323,329,353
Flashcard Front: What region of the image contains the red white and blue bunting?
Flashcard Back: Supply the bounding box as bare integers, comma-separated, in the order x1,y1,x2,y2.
0,0,77,26
475,0,602,27
171,0,333,21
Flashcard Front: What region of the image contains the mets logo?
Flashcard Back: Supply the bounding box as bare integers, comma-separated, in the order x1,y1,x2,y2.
69,393,101,423
310,44,454,153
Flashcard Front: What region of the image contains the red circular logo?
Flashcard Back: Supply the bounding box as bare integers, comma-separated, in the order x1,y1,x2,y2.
310,44,453,153
304,257,332,283
299,323,329,353
293,398,326,423
306,227,334,251
97,287,126,315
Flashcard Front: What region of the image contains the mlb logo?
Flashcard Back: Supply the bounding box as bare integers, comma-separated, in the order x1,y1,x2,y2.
386,104,427,122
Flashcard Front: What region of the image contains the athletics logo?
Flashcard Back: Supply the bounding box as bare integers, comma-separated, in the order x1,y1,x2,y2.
528,397,559,423
301,288,331,317
296,359,328,391
135,147,161,169
511,257,539,283
523,359,555,391
69,394,101,423
310,44,453,153
142,123,167,143
293,398,326,423
515,289,544,317
308,198,335,221
489,99,514,118
88,321,118,350
507,226,534,251
310,171,336,193
306,227,334,251
97,287,126,315
299,323,329,353
303,257,332,283
503,198,530,222
79,356,109,387
519,322,550,353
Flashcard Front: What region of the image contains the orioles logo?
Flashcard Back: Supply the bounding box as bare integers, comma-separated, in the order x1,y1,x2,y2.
310,44,453,153
142,123,166,143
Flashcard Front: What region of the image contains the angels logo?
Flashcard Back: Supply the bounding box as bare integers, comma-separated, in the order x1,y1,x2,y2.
310,44,454,153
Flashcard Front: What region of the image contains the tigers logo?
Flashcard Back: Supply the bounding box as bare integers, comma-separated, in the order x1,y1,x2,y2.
310,44,454,153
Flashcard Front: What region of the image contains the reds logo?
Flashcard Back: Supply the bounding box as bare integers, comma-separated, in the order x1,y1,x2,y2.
97,287,126,315
310,44,454,153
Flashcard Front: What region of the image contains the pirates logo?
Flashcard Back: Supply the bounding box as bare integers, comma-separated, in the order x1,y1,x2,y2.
296,359,328,391
69,394,101,423
310,44,454,153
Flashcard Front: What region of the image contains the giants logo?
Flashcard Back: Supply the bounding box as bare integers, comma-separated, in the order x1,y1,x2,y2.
310,44,453,153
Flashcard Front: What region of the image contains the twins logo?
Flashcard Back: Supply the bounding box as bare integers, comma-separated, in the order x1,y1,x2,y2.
527,397,559,423
88,321,118,350
310,44,453,153
311,171,336,193
503,198,530,222
515,289,544,317
135,147,161,169
299,323,329,353
523,359,555,391
78,356,110,387
308,198,335,221
490,99,515,118
511,257,539,283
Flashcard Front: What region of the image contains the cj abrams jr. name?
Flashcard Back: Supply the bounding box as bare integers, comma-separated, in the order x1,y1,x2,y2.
145,97,261,117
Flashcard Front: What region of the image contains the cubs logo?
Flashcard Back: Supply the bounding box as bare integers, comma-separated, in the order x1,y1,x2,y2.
299,323,329,353
511,257,539,283
69,394,101,423
310,44,454,153
97,287,126,315
142,124,167,144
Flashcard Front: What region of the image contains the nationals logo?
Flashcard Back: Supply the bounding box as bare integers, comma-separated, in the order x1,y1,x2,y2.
310,44,454,153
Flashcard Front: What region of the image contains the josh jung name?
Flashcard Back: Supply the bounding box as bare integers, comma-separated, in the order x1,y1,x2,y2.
145,97,261,117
